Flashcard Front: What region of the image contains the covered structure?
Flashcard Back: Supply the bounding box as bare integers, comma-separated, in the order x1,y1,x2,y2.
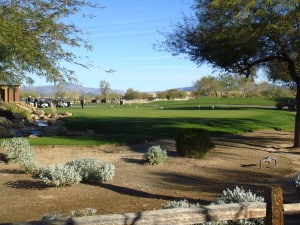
0,83,20,102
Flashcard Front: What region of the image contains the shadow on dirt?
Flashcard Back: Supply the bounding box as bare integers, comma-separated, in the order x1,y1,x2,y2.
99,183,211,205
5,180,50,190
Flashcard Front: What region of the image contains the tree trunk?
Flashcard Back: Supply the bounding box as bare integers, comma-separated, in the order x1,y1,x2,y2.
293,84,300,147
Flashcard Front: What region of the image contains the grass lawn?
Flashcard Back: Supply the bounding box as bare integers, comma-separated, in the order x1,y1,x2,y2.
27,97,295,146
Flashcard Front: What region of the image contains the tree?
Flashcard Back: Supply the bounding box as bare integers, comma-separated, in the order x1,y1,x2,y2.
161,0,300,147
124,88,140,100
0,0,96,85
99,80,110,99
193,76,221,97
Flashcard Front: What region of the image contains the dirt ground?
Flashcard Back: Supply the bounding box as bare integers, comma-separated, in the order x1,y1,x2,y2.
1,130,300,223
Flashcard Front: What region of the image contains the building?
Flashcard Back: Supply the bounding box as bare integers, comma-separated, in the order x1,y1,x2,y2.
0,83,20,102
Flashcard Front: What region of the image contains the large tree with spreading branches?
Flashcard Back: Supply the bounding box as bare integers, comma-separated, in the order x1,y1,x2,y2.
0,0,96,85
160,0,300,147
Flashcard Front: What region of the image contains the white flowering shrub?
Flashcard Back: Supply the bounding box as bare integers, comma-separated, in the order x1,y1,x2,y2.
39,164,82,187
1,137,35,163
162,186,264,225
66,157,115,183
99,163,115,182
1,138,38,174
217,186,264,204
20,160,38,174
143,145,167,165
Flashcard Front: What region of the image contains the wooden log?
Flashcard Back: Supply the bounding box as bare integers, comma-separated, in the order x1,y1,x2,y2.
3,201,300,225
284,203,300,215
71,202,266,225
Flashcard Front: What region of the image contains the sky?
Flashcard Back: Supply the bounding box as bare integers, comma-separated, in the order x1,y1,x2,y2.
36,0,217,92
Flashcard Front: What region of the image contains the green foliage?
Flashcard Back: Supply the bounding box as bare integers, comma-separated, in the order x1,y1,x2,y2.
161,0,300,79
0,0,96,84
176,128,213,159
157,89,187,100
39,164,82,187
66,157,115,183
160,0,300,146
143,145,167,165
124,88,141,100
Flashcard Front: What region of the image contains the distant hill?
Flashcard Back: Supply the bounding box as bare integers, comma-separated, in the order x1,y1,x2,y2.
21,83,194,96
176,86,195,92
21,83,124,96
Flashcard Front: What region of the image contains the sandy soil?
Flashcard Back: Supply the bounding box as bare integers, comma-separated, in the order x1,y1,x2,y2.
0,130,300,223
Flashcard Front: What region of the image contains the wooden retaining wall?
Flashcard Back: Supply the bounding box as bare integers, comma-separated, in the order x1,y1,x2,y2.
2,185,300,225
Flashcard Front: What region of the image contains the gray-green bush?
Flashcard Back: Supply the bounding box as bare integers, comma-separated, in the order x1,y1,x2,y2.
162,186,265,225
42,208,97,222
293,173,300,192
1,137,38,173
143,145,167,165
39,164,82,187
66,157,115,183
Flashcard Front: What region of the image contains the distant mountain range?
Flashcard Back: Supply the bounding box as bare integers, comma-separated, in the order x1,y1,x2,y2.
21,83,121,96
21,83,194,96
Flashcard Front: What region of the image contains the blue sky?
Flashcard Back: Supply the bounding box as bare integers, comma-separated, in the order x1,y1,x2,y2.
37,0,217,92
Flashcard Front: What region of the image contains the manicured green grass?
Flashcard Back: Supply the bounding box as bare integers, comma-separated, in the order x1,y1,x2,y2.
27,97,295,146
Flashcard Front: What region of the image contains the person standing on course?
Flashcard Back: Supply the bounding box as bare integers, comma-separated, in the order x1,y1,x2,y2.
80,99,84,109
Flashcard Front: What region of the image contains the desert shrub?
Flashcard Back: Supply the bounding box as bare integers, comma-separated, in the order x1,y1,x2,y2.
163,199,198,209
143,145,167,165
66,157,115,183
43,208,97,221
293,173,300,190
20,160,38,174
39,164,82,187
163,186,264,225
176,128,214,159
69,207,97,217
1,137,35,164
217,186,264,204
41,212,61,221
